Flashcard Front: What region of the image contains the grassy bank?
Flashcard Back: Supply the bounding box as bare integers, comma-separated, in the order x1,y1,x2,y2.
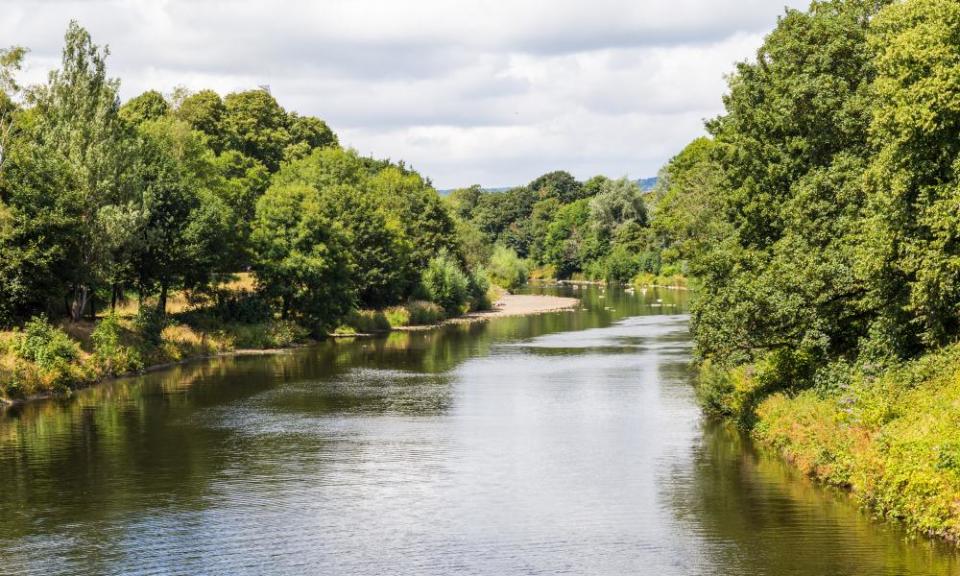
0,283,508,403
0,313,310,403
699,346,960,543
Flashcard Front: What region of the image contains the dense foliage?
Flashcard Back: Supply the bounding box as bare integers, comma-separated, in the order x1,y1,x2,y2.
659,0,960,543
447,174,664,283
0,22,469,336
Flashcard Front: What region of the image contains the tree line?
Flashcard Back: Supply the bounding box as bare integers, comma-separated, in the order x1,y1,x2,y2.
0,22,486,334
648,0,960,415
446,171,680,286
665,0,960,541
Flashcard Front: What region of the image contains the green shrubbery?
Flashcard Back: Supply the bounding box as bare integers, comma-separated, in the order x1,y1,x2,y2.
487,245,529,290
419,252,482,316
752,342,960,540
91,313,143,375
134,306,167,347
227,320,309,349
14,316,79,369
6,316,88,397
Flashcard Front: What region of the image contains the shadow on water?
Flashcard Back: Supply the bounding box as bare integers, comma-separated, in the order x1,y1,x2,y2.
0,285,956,576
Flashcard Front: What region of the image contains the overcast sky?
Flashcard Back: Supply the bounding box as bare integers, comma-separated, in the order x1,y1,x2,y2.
1,0,808,189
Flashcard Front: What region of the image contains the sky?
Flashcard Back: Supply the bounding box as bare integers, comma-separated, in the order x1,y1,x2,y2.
0,0,809,189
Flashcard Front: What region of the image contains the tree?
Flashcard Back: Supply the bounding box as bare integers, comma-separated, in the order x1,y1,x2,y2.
26,22,135,321
652,138,729,268
269,148,416,308
692,0,887,368
471,186,538,256
861,0,960,352
445,185,483,221
0,45,26,177
285,113,337,160
589,177,648,243
529,170,585,203
119,90,169,125
252,183,353,331
131,117,231,314
222,89,290,171
543,199,591,278
175,89,226,151
369,165,460,269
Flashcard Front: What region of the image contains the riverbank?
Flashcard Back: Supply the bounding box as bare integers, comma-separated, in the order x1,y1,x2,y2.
701,345,960,545
425,294,579,324
0,293,580,405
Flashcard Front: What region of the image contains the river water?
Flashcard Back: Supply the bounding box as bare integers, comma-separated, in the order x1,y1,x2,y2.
1,286,957,575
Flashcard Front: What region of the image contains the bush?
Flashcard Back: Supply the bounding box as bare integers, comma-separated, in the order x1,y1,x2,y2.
229,320,309,349
467,267,491,311
404,301,445,326
91,313,143,375
14,316,79,370
384,306,411,327
604,246,642,284
134,306,167,346
487,245,529,290
7,316,90,396
420,252,470,316
342,310,391,334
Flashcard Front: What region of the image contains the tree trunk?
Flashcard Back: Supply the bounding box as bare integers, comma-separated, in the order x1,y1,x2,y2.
157,284,168,317
111,284,118,312
70,285,89,323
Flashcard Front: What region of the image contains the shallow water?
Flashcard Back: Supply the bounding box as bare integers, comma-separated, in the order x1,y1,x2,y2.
1,286,957,575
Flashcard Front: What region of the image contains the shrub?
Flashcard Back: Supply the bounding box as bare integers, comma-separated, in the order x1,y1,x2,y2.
384,306,411,327
420,252,470,316
134,306,167,346
487,245,529,290
604,246,642,284
14,316,79,370
467,267,491,311
7,317,91,396
404,301,445,325
91,313,143,375
230,320,309,348
342,310,391,334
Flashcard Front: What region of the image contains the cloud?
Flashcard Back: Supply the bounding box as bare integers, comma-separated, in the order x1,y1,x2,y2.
0,0,809,188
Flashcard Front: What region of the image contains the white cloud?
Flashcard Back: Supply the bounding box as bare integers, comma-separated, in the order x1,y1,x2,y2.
0,0,809,188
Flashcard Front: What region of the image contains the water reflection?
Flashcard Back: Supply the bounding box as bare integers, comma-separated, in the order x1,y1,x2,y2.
0,286,955,576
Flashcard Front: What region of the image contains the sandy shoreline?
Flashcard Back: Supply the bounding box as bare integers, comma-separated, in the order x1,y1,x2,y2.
394,294,580,331
468,294,580,319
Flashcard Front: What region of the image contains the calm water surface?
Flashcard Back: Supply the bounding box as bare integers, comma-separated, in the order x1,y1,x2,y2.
1,286,957,575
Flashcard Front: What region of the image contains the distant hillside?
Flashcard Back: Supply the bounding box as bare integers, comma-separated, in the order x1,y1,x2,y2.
637,177,658,191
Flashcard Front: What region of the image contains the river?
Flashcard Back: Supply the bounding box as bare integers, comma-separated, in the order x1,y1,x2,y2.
0,286,957,575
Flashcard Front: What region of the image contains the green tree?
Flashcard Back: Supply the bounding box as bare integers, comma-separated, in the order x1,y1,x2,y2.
174,89,226,151
25,22,136,321
529,170,584,203
269,148,415,308
861,0,960,352
589,177,648,239
285,112,338,160
131,117,231,314
252,183,353,331
692,0,887,369
543,199,591,278
0,45,27,178
119,90,169,125
369,165,460,269
222,89,290,171
652,138,729,269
